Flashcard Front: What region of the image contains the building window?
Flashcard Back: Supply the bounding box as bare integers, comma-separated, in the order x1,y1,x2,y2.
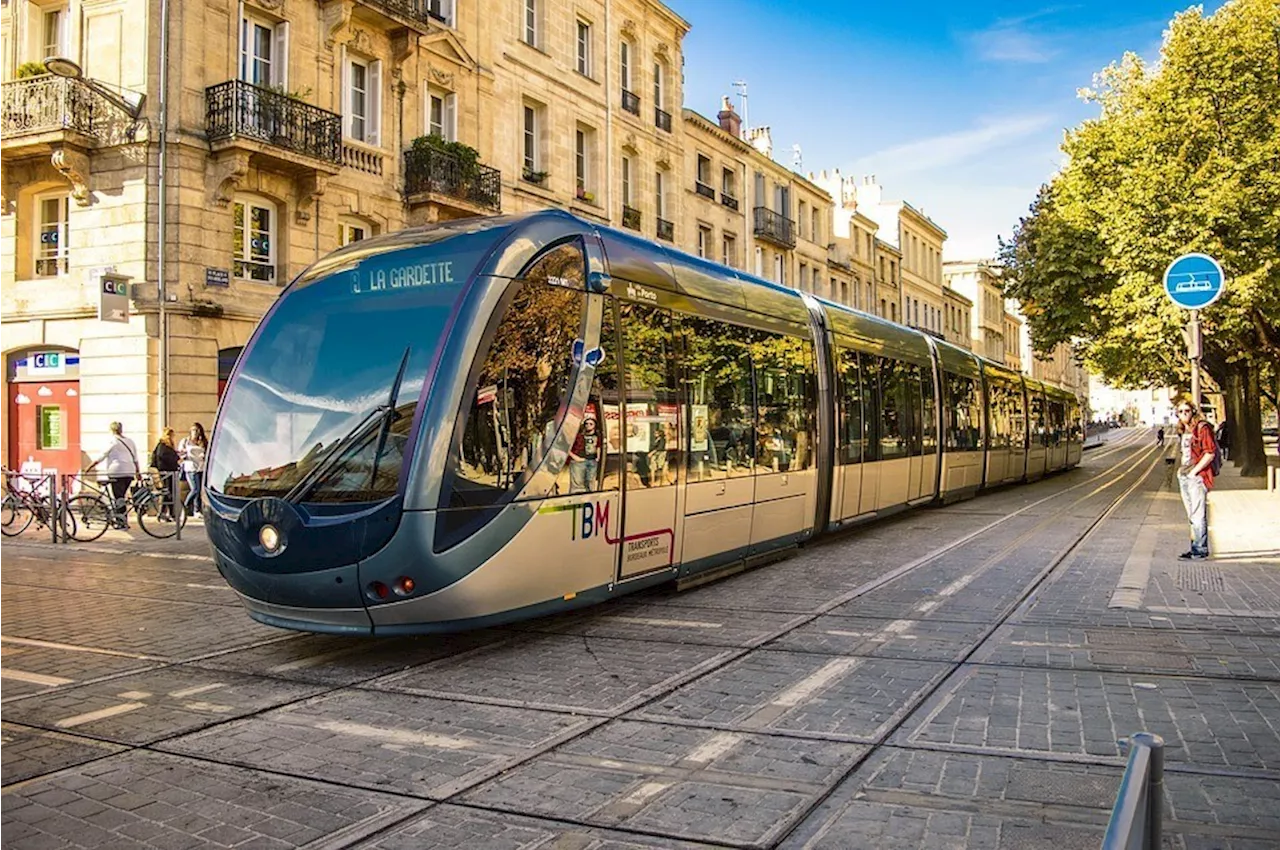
621,156,633,206
233,196,276,283
653,60,664,109
697,224,711,258
43,7,67,60
798,201,807,240
427,89,456,141
344,56,383,145
34,193,70,278
523,0,538,46
799,262,808,291
774,253,784,285
722,167,736,199
620,40,632,91
522,102,543,174
427,0,454,26
722,233,736,268
241,17,288,87
576,20,592,76
654,170,666,219
338,218,375,246
812,208,820,244
575,126,595,198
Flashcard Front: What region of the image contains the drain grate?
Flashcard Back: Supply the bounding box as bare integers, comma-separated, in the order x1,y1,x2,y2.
1006,768,1117,808
1176,562,1225,592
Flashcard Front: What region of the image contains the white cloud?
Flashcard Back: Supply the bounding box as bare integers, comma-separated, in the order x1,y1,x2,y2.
964,7,1073,64
849,114,1058,177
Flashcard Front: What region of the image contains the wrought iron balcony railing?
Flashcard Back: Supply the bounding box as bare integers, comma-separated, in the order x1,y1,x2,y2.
1,75,100,140
206,80,342,165
720,192,740,211
362,0,443,29
657,218,674,242
654,106,671,132
753,206,796,248
404,145,502,211
622,205,641,230
694,181,715,200
621,89,640,115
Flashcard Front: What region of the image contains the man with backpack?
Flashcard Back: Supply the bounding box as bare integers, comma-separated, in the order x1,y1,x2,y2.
1174,402,1219,560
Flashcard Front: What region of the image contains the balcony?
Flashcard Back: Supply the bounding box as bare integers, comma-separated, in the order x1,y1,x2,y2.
206,80,342,168
621,89,640,116
654,106,671,132
342,143,384,176
1,75,102,155
694,181,715,200
753,206,795,249
657,218,674,242
404,145,501,215
720,192,739,211
622,205,641,230
337,0,445,34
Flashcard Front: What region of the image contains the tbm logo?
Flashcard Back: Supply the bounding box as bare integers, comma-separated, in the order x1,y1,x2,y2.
570,500,612,541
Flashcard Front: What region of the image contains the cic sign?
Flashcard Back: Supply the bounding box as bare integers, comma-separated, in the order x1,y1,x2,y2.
96,271,132,324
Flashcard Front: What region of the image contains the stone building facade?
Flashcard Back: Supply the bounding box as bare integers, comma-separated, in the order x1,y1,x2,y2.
941,286,972,351
943,260,1005,362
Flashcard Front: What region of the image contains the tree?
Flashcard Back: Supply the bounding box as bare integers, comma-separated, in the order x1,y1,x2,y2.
1000,0,1280,476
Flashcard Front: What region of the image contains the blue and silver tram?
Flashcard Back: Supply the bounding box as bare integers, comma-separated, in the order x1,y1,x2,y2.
206,210,1083,635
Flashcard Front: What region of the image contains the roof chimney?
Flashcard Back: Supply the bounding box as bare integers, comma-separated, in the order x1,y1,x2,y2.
717,95,741,137
748,126,773,158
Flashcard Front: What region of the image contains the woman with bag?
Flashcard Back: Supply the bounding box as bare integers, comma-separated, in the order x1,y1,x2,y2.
178,423,208,518
151,427,181,521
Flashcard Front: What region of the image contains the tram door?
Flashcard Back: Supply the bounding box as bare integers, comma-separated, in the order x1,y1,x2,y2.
616,302,680,580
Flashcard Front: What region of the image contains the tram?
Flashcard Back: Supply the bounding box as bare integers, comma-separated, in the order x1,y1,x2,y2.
206,210,1083,635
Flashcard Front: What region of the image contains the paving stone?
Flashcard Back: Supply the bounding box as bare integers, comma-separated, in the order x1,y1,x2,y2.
190,629,503,686
0,642,163,702
898,664,1280,771
368,632,732,714
769,615,989,661
462,719,864,846
348,803,718,848
633,650,951,741
506,601,802,649
0,750,426,850
159,688,595,798
1,553,237,608
1,666,325,746
2,723,126,786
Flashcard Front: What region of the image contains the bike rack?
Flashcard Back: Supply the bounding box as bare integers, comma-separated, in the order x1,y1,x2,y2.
1103,732,1164,850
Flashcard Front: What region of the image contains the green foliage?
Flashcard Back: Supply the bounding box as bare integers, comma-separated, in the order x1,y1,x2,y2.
261,83,313,102
411,134,481,180
16,61,48,79
1000,0,1280,392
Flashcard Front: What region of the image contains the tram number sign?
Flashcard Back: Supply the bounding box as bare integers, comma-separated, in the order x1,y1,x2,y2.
97,272,132,324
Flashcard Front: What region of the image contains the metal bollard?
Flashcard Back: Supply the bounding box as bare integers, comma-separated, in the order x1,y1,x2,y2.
48,472,58,544
173,471,182,541
1103,732,1165,850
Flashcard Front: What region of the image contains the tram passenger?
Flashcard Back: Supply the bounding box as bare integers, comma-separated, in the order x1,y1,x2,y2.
85,421,140,528
567,416,601,493
1175,401,1217,560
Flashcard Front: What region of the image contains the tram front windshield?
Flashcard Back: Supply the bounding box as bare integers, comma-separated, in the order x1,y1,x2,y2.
208,227,495,503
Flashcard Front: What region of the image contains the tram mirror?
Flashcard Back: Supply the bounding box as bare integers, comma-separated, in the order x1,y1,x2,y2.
587,270,611,293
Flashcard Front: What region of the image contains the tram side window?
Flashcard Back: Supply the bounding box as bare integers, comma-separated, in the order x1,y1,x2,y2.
450,277,588,506
988,383,1009,449
921,365,938,453
879,357,911,461
682,315,755,480
620,303,679,489
838,347,864,464
556,297,619,495
1010,386,1028,448
1029,393,1046,446
944,373,981,450
752,330,815,473
863,354,883,462
1047,400,1065,446
905,363,924,457
1067,399,1082,441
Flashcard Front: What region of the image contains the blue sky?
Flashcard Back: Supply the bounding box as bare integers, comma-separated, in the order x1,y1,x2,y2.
675,1,1224,260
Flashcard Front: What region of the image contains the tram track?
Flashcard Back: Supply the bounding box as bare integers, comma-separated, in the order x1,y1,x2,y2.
1,433,1166,849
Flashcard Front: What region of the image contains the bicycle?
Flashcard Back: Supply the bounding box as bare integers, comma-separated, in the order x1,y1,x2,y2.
62,471,184,542
2,469,74,539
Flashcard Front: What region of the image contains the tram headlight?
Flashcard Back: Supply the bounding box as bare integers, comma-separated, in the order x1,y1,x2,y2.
259,524,281,554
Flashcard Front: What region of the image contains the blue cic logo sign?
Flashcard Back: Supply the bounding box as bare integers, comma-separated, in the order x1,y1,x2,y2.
1163,253,1225,310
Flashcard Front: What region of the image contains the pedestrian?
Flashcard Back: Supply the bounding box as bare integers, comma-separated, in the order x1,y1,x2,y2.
1156,426,1165,448
84,422,140,529
151,427,181,521
1215,420,1229,463
178,422,208,518
1174,401,1218,560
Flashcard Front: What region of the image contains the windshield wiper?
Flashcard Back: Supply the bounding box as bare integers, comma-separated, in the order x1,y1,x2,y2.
282,346,412,505
367,346,412,491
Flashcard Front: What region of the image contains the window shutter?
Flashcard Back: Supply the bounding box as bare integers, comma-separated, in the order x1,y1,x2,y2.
273,21,289,88
368,60,382,146
339,45,350,137
444,92,456,142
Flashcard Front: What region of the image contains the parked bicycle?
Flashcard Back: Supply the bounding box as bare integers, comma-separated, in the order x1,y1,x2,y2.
2,469,74,539
62,471,184,541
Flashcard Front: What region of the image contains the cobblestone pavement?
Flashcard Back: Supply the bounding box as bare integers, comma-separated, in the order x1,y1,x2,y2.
4,428,1279,849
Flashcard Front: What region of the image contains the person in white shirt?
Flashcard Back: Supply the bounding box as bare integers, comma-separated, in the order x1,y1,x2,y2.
178,422,208,517
85,422,140,523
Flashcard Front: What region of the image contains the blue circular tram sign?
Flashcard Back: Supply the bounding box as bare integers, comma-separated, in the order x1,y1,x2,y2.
1163,253,1225,310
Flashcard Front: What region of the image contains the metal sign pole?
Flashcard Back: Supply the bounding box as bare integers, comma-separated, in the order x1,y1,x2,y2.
1189,310,1201,410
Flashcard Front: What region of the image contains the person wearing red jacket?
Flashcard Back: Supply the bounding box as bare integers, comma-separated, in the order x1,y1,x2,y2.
1174,401,1217,560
